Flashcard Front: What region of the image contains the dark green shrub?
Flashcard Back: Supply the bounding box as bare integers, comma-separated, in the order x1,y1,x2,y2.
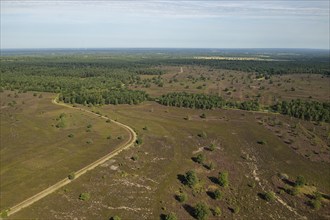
164,212,177,220
214,189,222,200
194,154,205,164
110,215,121,220
232,205,240,214
68,172,75,180
257,140,266,145
309,199,321,210
185,170,198,188
135,137,143,145
295,175,306,187
287,186,300,196
79,192,90,201
131,155,138,161
194,202,210,220
213,206,221,216
218,171,229,187
263,191,275,201
209,144,216,151
177,192,187,203
197,132,207,138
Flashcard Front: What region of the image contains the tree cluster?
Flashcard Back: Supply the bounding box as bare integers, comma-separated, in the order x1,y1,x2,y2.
271,100,330,122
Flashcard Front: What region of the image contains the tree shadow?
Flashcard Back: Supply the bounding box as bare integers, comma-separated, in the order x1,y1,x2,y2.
177,174,186,185
204,146,213,151
203,164,210,170
208,176,219,184
174,194,181,202
183,204,195,218
159,214,167,220
206,191,215,199
228,206,235,213
322,193,330,200
301,191,316,200
282,178,295,187
257,192,267,201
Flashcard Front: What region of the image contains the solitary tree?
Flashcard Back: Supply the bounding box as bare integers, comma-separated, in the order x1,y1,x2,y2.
185,170,198,187
214,189,222,200
218,171,229,187
194,154,205,164
295,175,306,187
79,192,90,201
164,212,177,220
194,202,210,220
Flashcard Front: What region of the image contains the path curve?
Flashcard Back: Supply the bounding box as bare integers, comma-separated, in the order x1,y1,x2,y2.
6,95,137,217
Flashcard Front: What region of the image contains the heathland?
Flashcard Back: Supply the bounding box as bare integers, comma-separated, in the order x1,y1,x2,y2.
0,48,329,219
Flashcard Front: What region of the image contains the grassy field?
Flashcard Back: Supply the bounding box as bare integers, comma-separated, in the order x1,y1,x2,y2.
10,101,330,219
0,91,128,210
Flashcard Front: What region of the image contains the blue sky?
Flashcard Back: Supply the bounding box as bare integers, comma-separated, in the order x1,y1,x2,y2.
1,1,329,49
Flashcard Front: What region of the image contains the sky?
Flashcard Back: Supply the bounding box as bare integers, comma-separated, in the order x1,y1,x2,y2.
1,0,329,49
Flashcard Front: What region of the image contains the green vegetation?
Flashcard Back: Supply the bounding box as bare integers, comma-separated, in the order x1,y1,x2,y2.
213,206,222,217
232,205,240,214
131,155,138,161
135,137,143,145
287,186,300,196
0,210,8,218
185,170,199,188
176,192,187,203
272,100,330,122
208,144,216,151
110,215,121,220
295,175,306,187
309,199,322,210
213,189,222,200
78,193,90,201
193,154,205,164
164,212,177,220
194,202,210,220
262,191,275,202
218,171,229,187
158,92,225,109
68,172,75,180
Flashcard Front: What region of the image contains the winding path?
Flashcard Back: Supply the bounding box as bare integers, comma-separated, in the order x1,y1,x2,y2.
6,96,137,217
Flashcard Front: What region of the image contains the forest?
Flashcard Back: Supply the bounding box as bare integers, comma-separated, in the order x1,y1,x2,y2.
271,100,330,122
0,53,329,122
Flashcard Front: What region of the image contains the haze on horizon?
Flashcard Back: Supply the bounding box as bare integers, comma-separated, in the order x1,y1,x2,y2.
1,0,329,49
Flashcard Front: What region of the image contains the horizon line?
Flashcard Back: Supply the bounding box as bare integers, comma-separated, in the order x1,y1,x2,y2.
1,47,329,51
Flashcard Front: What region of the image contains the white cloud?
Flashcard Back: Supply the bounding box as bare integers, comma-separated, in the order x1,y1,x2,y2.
2,0,329,19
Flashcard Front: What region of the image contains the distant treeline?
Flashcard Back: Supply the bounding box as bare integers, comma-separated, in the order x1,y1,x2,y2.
59,89,148,105
271,100,330,122
1,55,329,76
157,92,260,111
158,92,226,109
158,92,329,122
158,59,330,76
0,59,151,105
